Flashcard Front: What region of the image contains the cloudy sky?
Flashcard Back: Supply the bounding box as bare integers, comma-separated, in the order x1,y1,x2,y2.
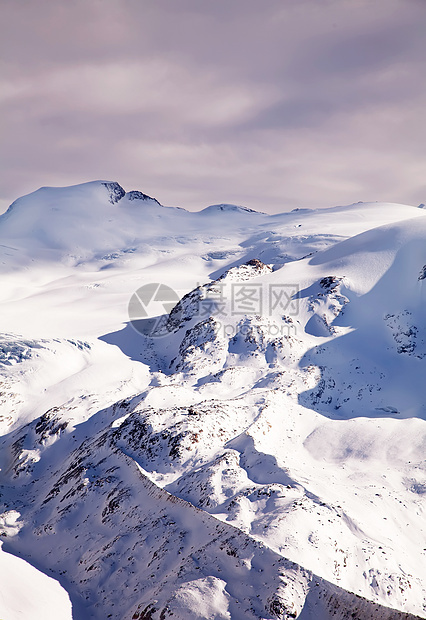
1,0,426,214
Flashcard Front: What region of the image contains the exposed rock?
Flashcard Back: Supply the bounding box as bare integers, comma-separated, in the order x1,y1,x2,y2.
102,181,126,204
166,259,272,334
127,190,160,205
418,265,426,280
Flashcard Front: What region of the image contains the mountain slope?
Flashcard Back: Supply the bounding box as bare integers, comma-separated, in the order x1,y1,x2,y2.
0,181,425,619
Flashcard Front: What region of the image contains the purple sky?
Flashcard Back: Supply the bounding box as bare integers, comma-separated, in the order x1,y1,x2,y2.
1,0,426,213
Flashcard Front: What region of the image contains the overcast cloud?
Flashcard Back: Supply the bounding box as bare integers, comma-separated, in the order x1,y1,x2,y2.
1,0,426,213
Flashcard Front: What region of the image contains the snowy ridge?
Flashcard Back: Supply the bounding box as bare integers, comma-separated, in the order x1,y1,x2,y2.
0,395,422,620
0,181,425,619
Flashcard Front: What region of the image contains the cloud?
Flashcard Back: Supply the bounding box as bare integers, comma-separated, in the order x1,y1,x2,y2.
0,59,279,129
1,0,426,213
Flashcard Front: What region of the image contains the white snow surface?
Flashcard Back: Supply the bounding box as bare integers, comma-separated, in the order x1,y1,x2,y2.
0,540,72,619
0,181,425,619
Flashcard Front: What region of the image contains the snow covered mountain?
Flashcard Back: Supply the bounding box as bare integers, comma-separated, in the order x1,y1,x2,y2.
0,181,425,619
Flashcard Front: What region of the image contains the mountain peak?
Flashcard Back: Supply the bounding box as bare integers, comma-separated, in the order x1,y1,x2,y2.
101,181,126,204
